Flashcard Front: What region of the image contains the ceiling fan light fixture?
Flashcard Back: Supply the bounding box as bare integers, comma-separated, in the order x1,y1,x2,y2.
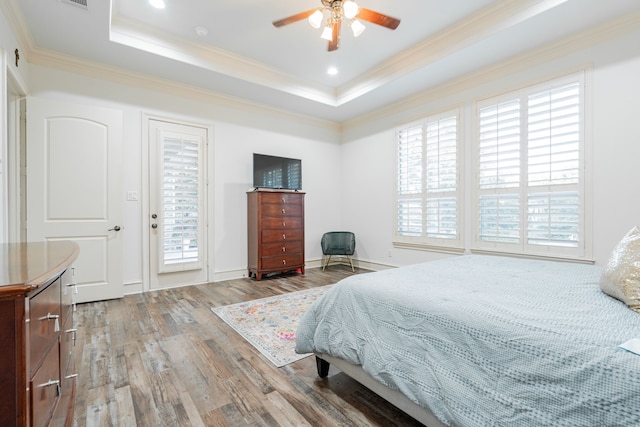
350,19,365,37
308,9,324,29
343,1,359,19
320,25,334,41
272,1,400,52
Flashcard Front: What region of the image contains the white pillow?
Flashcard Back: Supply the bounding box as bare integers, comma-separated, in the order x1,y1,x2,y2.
600,226,640,313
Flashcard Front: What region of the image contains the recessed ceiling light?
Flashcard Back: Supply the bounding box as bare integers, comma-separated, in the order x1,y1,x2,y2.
149,0,166,9
327,67,338,75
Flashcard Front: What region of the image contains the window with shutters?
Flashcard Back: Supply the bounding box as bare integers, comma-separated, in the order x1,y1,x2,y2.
474,74,585,257
161,135,203,268
394,110,461,250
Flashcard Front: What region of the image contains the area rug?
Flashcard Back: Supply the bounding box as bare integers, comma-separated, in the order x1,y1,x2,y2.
212,286,331,367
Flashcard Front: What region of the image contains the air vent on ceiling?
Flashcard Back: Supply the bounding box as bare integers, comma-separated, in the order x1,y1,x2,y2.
60,0,88,9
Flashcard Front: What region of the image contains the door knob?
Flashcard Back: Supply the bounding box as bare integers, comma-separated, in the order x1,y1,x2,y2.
108,225,121,231
151,214,157,219
151,224,158,229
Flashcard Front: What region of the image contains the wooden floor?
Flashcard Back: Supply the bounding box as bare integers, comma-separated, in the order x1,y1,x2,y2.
72,265,425,427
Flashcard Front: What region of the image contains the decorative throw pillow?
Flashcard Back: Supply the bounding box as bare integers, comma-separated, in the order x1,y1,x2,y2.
600,226,640,313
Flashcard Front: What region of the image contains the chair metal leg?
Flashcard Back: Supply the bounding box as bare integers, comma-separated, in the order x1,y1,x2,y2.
323,255,332,271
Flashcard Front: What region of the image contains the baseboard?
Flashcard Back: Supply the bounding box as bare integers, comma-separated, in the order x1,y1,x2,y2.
211,258,395,282
139,258,396,288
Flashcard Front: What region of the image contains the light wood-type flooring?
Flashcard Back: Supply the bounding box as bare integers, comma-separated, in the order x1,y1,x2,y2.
72,265,424,426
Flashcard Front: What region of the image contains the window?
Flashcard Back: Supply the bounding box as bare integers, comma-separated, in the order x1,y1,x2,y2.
395,110,461,250
161,135,202,267
475,75,585,257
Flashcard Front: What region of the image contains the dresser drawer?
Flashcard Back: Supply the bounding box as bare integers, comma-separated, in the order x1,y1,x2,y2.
31,346,60,427
261,193,303,205
261,241,304,257
30,278,62,373
262,229,303,243
261,203,303,218
260,216,303,230
261,254,304,270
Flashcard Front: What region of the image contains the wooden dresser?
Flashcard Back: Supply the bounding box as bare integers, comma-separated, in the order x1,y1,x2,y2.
247,190,305,280
0,241,79,427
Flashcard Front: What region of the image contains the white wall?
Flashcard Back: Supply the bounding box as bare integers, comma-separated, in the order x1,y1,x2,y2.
26,65,343,288
341,25,640,267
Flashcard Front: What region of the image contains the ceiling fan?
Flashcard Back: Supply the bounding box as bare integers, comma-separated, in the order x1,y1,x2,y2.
273,0,401,52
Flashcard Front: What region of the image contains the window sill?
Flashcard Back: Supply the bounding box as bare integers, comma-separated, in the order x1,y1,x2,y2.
469,249,595,265
392,241,465,255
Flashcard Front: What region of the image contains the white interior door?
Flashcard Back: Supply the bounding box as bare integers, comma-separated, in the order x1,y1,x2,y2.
27,97,123,302
149,119,208,290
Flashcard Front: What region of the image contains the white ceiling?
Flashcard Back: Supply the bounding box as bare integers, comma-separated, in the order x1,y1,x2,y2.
6,0,640,122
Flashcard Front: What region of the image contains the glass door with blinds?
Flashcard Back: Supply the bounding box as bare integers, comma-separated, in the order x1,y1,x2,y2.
149,119,208,290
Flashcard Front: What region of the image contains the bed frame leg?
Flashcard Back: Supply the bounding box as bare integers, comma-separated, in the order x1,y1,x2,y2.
316,356,330,378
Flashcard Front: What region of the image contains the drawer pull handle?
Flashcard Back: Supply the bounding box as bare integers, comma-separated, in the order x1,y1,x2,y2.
282,208,286,214
39,313,59,320
67,283,78,294
39,313,60,332
282,247,286,253
65,373,79,381
38,379,61,396
66,328,78,345
282,234,286,240
282,260,287,265
283,222,286,227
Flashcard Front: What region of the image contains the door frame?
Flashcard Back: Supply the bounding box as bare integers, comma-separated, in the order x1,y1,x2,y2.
141,112,214,292
3,51,28,243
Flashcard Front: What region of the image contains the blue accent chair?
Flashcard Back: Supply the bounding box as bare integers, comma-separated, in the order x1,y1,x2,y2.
321,231,356,272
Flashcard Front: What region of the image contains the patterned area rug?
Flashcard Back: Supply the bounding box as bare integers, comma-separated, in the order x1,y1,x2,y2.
212,286,331,367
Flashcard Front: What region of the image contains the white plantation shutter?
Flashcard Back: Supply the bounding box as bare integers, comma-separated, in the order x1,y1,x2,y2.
161,135,202,267
475,76,584,256
527,82,581,248
395,111,460,248
397,125,423,237
425,116,457,239
478,99,521,189
478,99,521,243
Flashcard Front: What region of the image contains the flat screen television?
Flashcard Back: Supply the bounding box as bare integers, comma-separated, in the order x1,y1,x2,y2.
253,153,302,190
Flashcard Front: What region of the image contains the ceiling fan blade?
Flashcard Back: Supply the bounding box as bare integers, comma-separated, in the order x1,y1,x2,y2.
357,7,401,30
272,9,316,27
328,21,341,51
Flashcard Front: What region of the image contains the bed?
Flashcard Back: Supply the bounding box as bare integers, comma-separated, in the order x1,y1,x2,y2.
295,255,640,426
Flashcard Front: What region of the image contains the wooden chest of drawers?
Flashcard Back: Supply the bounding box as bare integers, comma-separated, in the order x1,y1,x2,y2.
247,190,305,280
0,241,79,427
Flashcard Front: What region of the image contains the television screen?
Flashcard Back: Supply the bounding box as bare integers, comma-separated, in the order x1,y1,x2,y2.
253,153,302,190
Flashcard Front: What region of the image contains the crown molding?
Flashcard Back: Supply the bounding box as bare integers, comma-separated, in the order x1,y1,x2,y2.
0,0,36,54
109,0,569,107
335,0,569,105
110,15,339,106
343,9,640,131
27,46,341,131
3,0,576,111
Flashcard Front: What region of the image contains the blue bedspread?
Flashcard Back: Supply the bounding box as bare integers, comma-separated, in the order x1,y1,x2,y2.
295,255,640,426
